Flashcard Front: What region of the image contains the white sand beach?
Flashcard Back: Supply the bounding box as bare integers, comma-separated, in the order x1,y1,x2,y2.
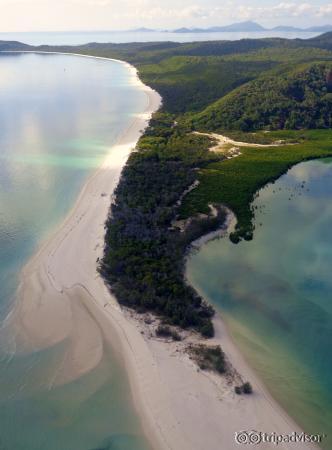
5,55,320,450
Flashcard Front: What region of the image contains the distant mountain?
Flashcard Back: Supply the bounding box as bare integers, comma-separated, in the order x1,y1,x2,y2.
0,41,32,51
170,21,332,34
131,27,156,32
270,25,332,32
213,21,266,32
304,31,332,50
272,26,303,32
173,27,194,33
173,21,266,33
309,31,332,40
306,25,332,32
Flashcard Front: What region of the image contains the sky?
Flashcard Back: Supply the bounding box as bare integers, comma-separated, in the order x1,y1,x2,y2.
1,0,332,32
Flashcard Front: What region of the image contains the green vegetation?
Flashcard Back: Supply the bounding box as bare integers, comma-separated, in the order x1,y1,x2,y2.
243,382,253,394
180,130,332,242
156,325,182,341
217,129,297,144
5,34,332,335
76,36,332,333
190,64,332,131
133,56,275,113
100,119,220,336
4,32,332,115
235,382,253,395
188,344,226,374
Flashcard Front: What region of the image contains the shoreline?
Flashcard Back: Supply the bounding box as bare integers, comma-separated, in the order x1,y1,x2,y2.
4,52,165,449
0,50,139,76
3,52,320,450
181,210,321,449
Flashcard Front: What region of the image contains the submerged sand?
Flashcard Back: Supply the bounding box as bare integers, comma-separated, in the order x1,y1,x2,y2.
4,54,319,450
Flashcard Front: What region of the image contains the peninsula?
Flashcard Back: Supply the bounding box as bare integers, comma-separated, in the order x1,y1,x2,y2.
1,31,331,449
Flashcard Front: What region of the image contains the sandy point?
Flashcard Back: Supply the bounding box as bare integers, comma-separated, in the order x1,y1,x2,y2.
0,52,321,450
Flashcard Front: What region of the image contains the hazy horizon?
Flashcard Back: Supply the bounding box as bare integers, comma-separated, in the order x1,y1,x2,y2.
1,19,332,34
1,0,332,33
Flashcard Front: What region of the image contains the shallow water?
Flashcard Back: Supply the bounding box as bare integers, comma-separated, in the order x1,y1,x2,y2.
187,159,332,449
0,53,150,450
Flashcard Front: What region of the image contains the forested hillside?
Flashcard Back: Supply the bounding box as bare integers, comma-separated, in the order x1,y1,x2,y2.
190,64,332,131
3,34,332,335
3,33,332,114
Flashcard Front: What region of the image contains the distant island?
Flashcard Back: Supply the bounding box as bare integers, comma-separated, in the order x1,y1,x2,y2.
132,20,332,34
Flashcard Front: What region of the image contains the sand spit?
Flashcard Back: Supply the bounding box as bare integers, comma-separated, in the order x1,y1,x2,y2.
2,53,319,450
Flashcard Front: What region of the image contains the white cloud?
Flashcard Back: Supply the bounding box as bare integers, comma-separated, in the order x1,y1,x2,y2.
318,3,332,16
0,0,332,31
203,2,332,22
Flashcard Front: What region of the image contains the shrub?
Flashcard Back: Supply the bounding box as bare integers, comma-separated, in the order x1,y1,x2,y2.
156,325,182,341
189,344,226,374
200,321,215,338
235,382,253,395
243,381,253,394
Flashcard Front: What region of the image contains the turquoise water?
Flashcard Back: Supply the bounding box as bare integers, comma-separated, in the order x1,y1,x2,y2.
0,53,150,450
187,159,332,449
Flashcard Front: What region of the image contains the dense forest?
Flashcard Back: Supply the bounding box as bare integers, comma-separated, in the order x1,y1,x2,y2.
190,64,332,131
97,37,332,335
3,34,332,335
101,118,224,336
